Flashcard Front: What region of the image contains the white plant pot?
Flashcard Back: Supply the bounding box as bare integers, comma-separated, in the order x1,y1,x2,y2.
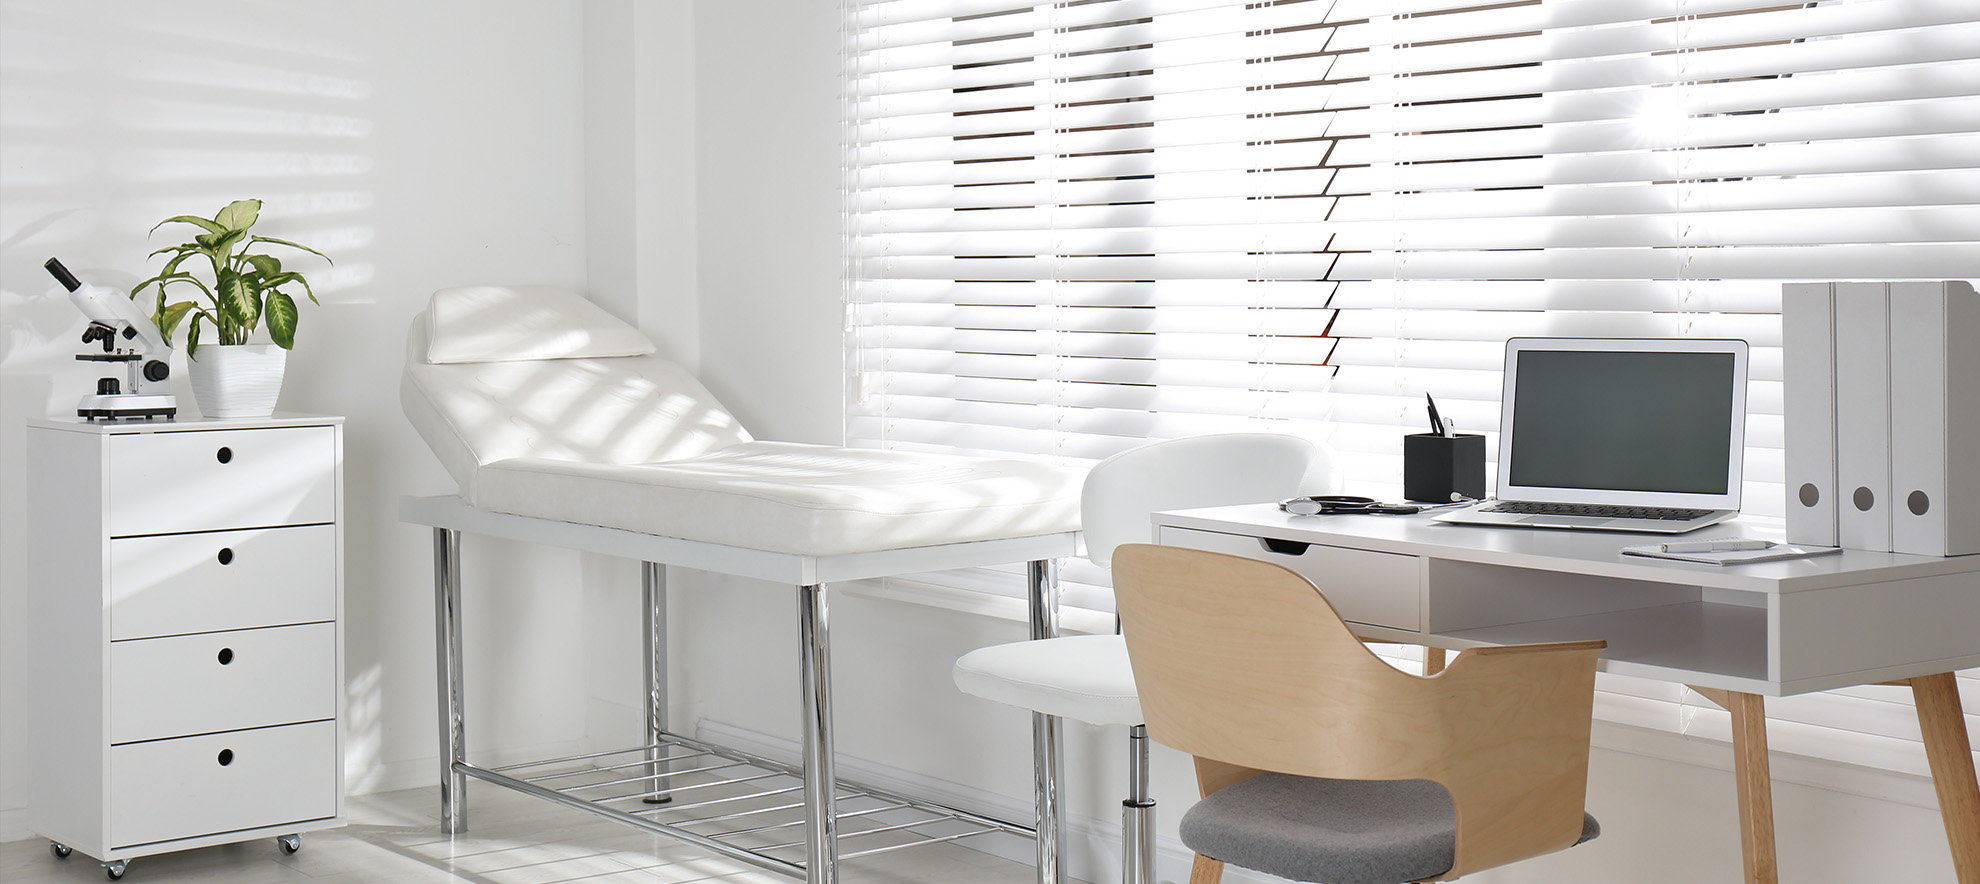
189,344,288,418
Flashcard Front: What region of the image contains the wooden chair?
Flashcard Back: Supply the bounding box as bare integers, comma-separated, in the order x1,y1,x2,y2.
1111,544,1606,884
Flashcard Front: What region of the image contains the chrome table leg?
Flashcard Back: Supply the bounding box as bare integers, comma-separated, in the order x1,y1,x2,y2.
642,562,672,804
799,582,838,884
433,527,467,834
1028,559,1065,884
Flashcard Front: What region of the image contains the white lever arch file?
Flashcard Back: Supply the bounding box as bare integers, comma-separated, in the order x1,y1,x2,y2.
1833,282,1892,552
1783,283,1838,547
1889,280,1980,556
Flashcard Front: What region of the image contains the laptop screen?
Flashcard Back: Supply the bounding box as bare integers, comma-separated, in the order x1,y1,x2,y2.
1497,338,1748,509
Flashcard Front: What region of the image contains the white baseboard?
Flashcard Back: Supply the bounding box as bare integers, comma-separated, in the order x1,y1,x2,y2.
1590,721,1941,810
0,805,26,845
342,738,589,805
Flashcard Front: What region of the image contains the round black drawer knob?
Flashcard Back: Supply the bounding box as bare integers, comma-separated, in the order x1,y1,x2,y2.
217,647,234,665
217,547,234,565
217,749,234,766
216,446,233,464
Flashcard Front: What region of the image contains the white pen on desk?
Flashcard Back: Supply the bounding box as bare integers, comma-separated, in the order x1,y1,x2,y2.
1660,539,1775,553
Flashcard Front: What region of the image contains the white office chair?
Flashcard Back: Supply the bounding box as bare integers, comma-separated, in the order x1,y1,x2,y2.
953,433,1336,884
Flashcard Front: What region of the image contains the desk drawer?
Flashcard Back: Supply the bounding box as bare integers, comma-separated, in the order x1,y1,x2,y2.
109,427,336,536
111,524,337,640
110,720,337,849
1159,526,1421,630
110,623,336,743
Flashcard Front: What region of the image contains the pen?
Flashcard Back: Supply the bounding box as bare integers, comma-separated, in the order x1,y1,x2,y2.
1426,393,1449,437
1660,539,1775,553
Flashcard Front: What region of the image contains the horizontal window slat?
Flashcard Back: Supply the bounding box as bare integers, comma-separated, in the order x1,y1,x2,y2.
854,350,1338,389
855,302,1338,334
853,279,1339,307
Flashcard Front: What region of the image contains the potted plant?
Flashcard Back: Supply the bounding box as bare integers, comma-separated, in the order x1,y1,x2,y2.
133,199,329,418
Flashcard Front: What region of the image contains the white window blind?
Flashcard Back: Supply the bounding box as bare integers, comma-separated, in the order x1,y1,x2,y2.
845,0,1978,778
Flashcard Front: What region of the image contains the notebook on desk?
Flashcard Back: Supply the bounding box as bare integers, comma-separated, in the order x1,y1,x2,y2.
1436,337,1749,534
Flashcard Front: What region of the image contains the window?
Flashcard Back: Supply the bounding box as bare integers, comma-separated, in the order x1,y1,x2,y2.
846,0,1978,780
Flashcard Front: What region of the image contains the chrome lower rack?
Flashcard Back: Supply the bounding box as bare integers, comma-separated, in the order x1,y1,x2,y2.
461,730,1032,878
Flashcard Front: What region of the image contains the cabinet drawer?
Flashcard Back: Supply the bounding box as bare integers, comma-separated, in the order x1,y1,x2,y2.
109,427,336,536
110,720,337,849
110,524,336,640
111,623,336,744
1159,526,1422,630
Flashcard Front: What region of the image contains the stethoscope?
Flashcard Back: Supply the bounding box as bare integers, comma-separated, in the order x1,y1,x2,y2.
1277,495,1476,516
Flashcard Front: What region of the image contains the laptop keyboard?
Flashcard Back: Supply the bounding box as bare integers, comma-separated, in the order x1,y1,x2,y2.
1480,501,1715,521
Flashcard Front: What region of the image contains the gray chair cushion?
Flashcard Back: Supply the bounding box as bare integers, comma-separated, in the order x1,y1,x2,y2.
1178,772,1599,884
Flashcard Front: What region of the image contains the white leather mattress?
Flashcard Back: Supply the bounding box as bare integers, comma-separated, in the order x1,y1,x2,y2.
403,287,1082,558
477,441,1082,557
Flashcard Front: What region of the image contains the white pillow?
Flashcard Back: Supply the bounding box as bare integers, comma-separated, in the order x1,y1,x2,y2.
423,285,657,364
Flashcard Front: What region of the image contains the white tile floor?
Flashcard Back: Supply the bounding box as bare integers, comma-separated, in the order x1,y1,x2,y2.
2,785,1068,884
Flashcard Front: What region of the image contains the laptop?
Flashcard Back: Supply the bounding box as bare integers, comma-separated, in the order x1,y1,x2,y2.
1435,337,1749,534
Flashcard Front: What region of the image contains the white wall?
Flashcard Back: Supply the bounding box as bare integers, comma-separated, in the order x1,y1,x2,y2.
0,0,598,836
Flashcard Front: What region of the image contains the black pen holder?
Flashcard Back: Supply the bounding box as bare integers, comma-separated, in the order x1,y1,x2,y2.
1404,433,1486,503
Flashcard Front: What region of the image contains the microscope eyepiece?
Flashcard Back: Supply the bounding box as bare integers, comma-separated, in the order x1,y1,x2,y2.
44,258,83,292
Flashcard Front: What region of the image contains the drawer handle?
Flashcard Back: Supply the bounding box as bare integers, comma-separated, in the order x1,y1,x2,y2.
1260,537,1311,556
217,647,234,665
217,748,234,766
217,547,234,565
216,446,233,464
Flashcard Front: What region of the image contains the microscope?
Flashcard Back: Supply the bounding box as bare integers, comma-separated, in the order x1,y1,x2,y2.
45,257,178,420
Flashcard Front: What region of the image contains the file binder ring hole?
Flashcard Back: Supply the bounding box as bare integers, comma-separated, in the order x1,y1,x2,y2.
1908,491,1930,516
1853,487,1875,512
1799,483,1820,508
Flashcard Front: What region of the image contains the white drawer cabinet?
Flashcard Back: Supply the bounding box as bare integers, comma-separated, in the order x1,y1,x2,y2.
26,416,345,879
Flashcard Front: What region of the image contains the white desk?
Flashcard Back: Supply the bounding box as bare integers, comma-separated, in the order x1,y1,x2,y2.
1155,505,1980,884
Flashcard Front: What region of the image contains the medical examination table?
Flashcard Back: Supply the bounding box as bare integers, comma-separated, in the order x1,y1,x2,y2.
399,286,1082,884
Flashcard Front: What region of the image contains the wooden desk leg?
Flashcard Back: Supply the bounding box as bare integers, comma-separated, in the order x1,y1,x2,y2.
1908,673,1980,884
1693,687,1779,884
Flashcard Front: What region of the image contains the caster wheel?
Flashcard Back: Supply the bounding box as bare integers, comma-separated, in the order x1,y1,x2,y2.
103,859,128,880
277,834,301,855
50,841,73,859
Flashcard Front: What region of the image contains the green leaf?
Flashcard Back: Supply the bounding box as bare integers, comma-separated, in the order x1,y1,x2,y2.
158,301,196,341
187,315,202,358
265,291,298,349
148,244,200,259
208,228,248,259
213,199,262,232
250,235,330,262
243,254,282,277
151,215,225,236
130,271,212,305
217,271,260,328
264,272,322,307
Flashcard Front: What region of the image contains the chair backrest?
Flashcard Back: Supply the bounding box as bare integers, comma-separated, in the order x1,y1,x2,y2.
1111,543,1605,880
1080,433,1335,568
401,287,752,501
